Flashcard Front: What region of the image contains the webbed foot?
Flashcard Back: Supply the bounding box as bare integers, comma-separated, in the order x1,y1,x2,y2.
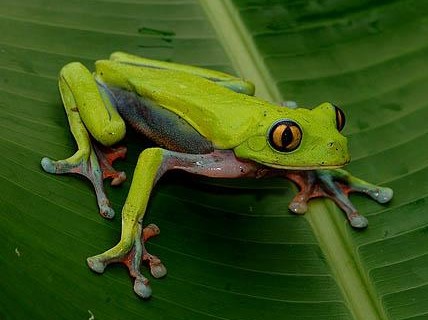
285,169,393,228
41,142,127,219
87,223,166,298
93,144,127,186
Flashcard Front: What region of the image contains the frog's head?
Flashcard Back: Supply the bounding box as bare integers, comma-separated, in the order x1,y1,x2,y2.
234,102,350,169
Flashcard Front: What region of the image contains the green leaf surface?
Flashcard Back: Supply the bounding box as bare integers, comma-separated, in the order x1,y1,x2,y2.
0,0,427,319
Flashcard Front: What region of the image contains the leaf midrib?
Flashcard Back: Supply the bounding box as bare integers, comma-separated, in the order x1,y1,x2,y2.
200,1,386,319
199,0,281,102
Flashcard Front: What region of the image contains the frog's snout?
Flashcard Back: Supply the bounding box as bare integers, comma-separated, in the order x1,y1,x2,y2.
329,139,350,165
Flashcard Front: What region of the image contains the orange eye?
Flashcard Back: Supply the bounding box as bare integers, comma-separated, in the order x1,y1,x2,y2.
334,105,346,132
268,120,302,152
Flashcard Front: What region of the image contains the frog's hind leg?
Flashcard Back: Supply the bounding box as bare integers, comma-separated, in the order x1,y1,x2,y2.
86,148,169,298
41,62,126,218
109,51,256,95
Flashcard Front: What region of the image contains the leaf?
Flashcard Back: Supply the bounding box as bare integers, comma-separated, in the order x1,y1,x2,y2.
0,0,427,319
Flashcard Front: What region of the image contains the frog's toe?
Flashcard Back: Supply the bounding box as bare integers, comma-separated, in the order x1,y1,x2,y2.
144,254,167,278
369,187,393,204
151,263,167,279
134,277,152,299
87,256,106,273
144,224,160,238
289,200,308,214
40,157,57,173
41,157,74,174
99,200,115,219
349,214,368,229
111,171,127,186
142,225,167,278
93,143,127,187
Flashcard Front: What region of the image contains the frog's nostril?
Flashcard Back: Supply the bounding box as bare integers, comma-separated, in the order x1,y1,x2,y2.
328,141,341,152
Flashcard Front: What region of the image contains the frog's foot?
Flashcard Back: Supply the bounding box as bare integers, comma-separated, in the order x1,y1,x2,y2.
285,169,393,228
41,142,126,219
93,144,127,186
41,147,114,219
87,223,166,299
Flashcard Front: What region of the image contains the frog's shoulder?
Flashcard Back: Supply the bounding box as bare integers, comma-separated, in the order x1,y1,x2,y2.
96,60,268,149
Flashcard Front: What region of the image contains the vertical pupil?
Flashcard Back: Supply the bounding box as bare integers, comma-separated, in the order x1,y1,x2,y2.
333,105,346,131
282,126,293,146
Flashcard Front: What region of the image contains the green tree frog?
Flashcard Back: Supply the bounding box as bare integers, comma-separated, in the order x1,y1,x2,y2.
41,52,393,298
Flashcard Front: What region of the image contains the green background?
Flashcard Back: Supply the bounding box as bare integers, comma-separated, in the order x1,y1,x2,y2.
1,0,427,319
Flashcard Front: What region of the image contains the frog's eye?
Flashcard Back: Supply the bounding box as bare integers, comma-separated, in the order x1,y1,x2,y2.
334,105,346,132
268,120,302,152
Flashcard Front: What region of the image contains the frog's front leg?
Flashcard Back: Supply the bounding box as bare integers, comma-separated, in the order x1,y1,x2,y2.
40,62,126,218
86,148,259,298
285,169,393,228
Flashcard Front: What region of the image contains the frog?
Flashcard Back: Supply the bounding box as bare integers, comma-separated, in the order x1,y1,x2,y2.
40,52,393,298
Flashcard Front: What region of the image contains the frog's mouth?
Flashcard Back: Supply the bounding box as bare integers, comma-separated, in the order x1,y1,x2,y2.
259,159,350,170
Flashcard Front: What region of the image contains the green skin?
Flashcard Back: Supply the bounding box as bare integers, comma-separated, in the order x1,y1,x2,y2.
41,52,393,298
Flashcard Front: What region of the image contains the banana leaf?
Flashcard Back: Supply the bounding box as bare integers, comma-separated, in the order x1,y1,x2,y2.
1,0,427,319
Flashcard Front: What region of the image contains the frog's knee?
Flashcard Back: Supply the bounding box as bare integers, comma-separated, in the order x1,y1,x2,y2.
219,80,255,95
94,122,126,146
60,62,90,79
133,148,167,179
137,148,165,164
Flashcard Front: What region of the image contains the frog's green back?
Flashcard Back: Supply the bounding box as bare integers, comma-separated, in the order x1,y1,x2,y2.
95,60,267,149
